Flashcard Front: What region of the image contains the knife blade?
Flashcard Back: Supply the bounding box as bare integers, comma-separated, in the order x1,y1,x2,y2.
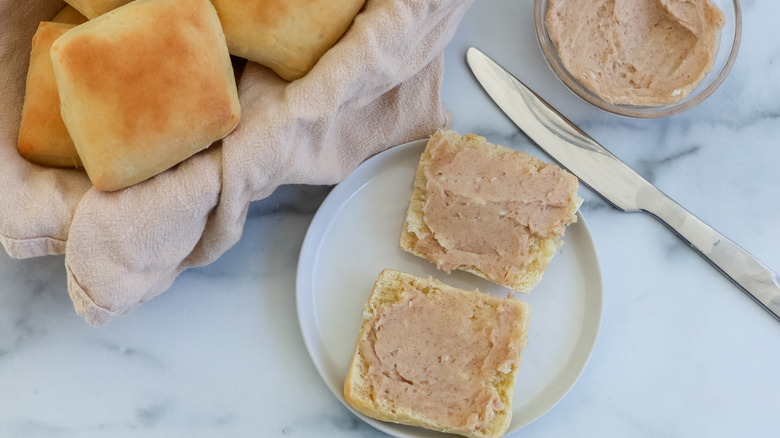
466,47,780,322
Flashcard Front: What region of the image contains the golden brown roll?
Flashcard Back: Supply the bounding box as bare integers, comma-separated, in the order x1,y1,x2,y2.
50,0,241,191
212,0,366,80
53,4,89,24
64,0,131,19
18,21,82,169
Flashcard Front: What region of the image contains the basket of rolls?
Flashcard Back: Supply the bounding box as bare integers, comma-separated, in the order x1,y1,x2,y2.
0,0,474,325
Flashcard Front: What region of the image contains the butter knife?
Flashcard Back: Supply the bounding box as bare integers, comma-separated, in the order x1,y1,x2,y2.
466,47,780,322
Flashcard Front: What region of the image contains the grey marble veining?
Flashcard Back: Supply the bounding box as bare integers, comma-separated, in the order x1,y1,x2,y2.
3,0,780,437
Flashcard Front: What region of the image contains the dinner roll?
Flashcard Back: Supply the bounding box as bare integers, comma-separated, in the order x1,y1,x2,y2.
50,0,241,191
212,0,366,80
64,0,130,19
53,5,89,25
345,269,530,438
18,21,82,169
400,130,581,293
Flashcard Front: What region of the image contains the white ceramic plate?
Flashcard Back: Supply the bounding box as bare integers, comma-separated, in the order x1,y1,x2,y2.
296,139,603,437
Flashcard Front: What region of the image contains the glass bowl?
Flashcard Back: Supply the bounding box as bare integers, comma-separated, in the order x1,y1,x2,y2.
534,0,742,118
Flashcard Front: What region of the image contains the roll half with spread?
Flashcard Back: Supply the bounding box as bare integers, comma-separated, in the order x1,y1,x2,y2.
400,130,581,293
345,269,530,438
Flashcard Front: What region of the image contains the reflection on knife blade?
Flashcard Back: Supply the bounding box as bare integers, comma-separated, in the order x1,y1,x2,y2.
466,47,780,322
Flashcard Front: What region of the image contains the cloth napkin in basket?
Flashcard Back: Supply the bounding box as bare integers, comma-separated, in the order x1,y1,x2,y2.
0,0,474,325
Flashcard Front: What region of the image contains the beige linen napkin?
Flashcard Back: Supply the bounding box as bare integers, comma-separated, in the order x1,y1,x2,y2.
0,0,473,325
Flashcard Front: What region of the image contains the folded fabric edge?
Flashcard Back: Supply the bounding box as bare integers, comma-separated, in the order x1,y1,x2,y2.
1,233,66,259
66,261,116,326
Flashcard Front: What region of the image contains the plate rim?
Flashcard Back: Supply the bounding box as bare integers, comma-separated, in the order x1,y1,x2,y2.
296,138,603,437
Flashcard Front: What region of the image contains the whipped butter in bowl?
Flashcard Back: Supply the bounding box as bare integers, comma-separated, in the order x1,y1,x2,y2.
534,0,741,118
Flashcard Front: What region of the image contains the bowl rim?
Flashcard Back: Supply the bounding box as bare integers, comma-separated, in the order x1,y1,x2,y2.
533,0,743,118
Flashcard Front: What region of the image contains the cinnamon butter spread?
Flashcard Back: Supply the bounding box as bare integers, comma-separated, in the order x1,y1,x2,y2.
358,280,522,431
546,0,725,105
414,136,578,283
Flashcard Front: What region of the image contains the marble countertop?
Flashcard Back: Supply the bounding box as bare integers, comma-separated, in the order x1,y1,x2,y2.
2,0,779,437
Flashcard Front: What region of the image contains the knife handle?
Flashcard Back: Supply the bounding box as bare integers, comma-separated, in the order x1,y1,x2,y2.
640,186,780,321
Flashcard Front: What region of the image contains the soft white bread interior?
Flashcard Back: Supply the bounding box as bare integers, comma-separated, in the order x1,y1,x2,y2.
50,0,241,191
399,130,581,293
344,269,530,438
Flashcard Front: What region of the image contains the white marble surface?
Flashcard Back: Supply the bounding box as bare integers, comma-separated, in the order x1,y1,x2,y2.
2,0,780,436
